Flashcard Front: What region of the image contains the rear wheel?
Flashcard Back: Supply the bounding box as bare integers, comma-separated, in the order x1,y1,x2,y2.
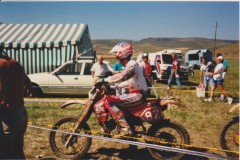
49,117,92,160
147,120,190,160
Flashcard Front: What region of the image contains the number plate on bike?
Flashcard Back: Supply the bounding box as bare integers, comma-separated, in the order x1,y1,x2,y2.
140,106,164,123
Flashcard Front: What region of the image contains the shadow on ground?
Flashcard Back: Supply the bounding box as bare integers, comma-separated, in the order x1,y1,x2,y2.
84,146,211,160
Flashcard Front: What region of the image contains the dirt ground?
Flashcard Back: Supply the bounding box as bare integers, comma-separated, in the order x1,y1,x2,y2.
24,128,213,160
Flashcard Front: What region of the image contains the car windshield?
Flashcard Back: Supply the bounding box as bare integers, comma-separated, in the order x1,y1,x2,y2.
58,63,82,75
162,54,173,64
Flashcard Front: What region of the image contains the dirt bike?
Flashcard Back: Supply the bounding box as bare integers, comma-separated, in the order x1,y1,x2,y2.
187,64,194,78
219,104,239,158
49,82,190,160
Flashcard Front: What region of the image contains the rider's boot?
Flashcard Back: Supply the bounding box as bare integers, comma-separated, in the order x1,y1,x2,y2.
113,111,132,136
118,117,132,136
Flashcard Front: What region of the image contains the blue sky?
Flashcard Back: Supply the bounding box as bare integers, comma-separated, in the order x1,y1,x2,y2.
0,2,239,41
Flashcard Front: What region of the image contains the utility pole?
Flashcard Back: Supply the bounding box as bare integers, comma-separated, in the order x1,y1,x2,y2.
213,22,218,57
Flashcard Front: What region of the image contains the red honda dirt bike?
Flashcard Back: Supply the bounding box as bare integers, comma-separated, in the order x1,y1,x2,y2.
219,104,239,158
49,82,190,160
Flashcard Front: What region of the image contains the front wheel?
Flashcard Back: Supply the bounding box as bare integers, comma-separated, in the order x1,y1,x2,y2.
219,116,239,158
147,120,190,160
49,117,92,160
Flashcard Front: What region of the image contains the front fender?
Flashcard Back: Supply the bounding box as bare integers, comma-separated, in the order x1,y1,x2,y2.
228,103,239,113
60,100,87,108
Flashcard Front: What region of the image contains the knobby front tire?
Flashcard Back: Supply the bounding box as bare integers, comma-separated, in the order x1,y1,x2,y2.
219,116,239,158
49,117,92,160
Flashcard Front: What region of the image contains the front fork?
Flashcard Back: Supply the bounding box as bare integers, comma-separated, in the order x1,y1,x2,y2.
64,100,94,147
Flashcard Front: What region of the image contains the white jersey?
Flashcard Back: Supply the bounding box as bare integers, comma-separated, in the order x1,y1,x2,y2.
105,60,148,92
213,63,224,80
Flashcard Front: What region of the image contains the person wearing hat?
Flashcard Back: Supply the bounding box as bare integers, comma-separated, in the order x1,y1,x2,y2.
141,53,152,97
204,56,233,104
216,53,229,100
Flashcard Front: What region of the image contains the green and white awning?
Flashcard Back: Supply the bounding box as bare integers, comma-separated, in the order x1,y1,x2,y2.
0,24,93,74
0,24,87,48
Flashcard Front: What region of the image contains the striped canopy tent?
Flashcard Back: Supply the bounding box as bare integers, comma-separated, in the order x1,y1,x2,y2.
0,24,93,74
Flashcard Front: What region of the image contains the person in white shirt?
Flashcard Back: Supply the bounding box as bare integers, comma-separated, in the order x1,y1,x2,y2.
216,53,229,100
91,56,109,84
199,57,213,96
204,56,233,104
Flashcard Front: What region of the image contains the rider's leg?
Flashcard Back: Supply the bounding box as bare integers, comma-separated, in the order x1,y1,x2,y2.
104,92,145,134
104,95,130,130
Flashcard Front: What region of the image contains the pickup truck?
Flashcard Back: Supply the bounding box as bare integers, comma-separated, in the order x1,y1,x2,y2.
27,59,113,96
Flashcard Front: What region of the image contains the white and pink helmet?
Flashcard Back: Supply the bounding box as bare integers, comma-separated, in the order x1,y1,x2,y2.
109,42,133,60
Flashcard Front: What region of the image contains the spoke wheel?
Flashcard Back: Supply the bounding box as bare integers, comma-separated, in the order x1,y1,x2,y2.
147,120,190,160
49,117,92,160
219,116,239,158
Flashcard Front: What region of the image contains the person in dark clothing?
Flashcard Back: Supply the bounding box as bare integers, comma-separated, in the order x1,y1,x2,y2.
0,49,33,159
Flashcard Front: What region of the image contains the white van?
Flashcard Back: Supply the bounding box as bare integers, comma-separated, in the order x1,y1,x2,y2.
163,49,182,61
137,51,189,81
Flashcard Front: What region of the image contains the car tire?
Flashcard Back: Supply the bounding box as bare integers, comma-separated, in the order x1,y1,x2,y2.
32,84,43,97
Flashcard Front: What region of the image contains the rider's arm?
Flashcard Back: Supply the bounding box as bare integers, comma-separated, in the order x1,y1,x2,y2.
105,63,135,84
118,81,128,88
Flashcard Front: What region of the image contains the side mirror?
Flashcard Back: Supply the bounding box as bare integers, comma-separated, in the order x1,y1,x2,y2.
52,71,58,76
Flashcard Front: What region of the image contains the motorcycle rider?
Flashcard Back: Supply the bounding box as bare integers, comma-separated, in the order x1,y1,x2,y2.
99,42,148,135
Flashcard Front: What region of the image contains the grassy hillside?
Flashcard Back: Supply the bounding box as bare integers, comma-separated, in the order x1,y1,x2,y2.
92,38,239,58
215,43,239,57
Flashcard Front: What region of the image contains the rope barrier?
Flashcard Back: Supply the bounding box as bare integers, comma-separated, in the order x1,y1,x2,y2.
28,121,240,156
23,86,239,159
24,99,80,103
31,85,238,94
27,124,234,160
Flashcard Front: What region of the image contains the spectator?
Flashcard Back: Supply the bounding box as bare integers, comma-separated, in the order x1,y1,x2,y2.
91,56,110,84
141,53,152,97
216,53,229,100
199,57,213,96
113,61,126,96
204,56,233,104
168,54,182,89
113,61,124,72
0,51,33,159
